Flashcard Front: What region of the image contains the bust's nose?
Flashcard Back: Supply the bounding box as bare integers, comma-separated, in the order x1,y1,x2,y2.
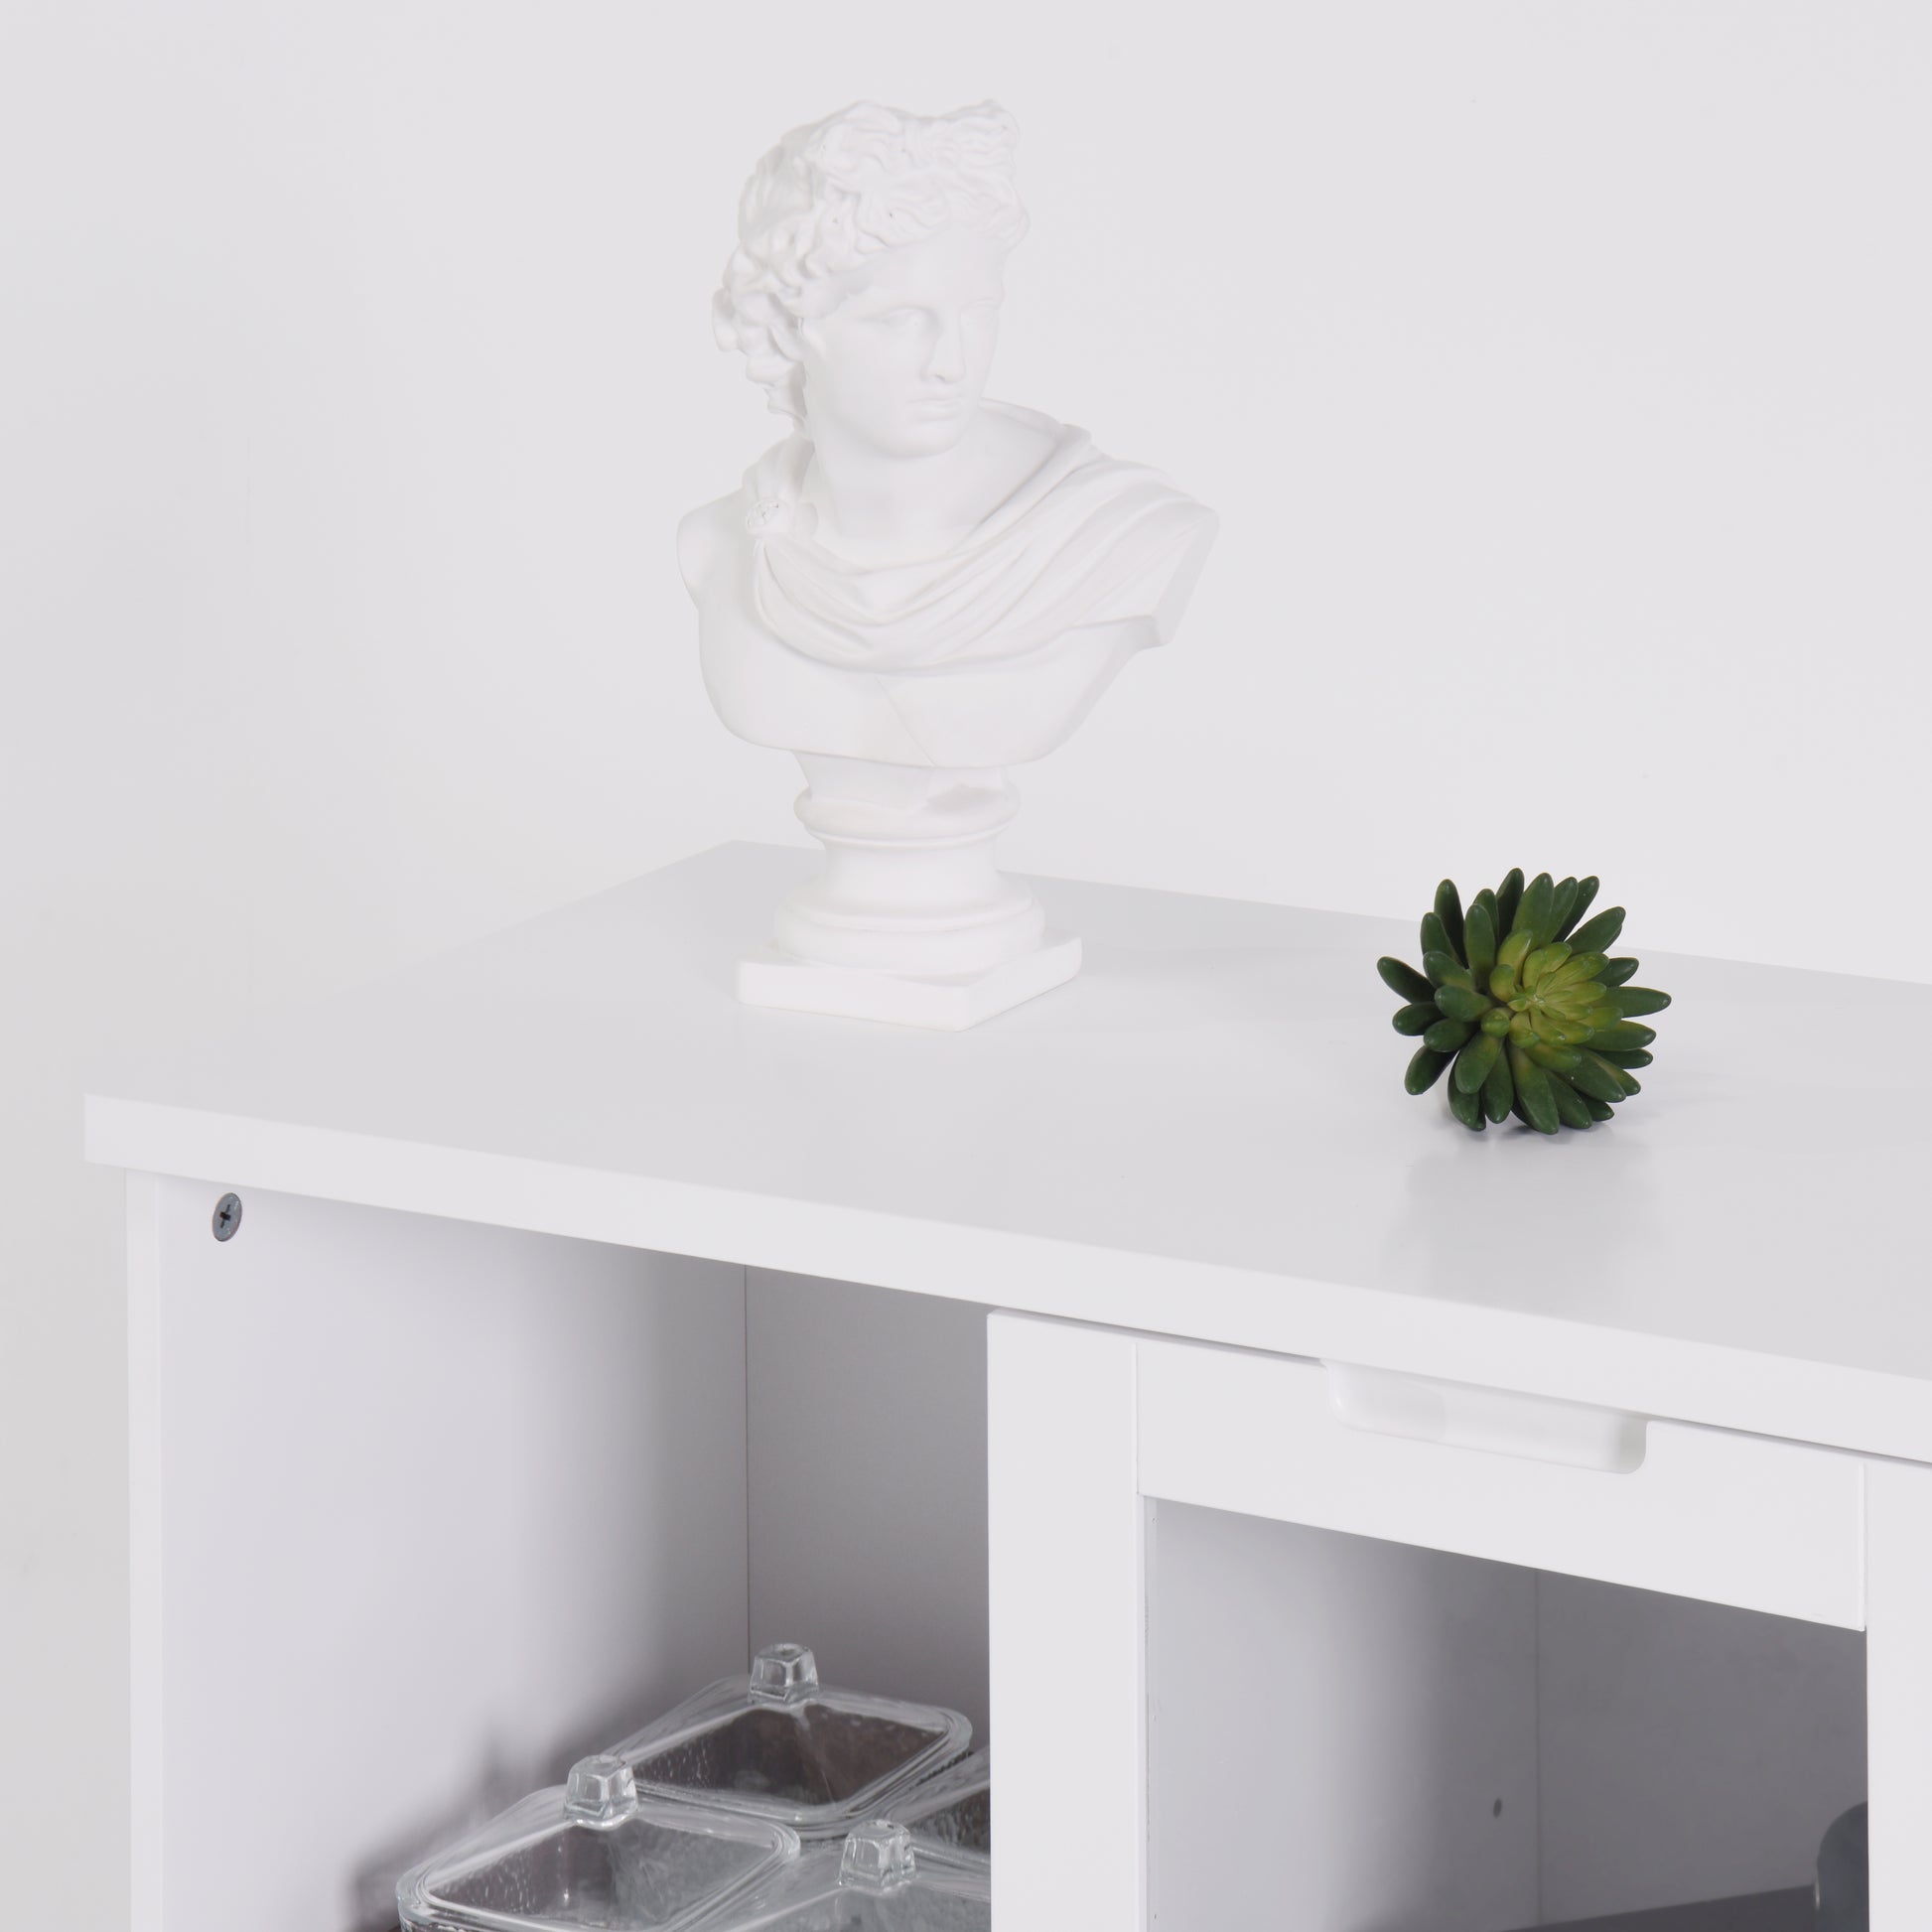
924,314,967,384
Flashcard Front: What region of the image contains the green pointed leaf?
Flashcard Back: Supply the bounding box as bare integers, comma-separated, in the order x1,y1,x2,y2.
1598,956,1639,987
1509,1042,1561,1134
1463,899,1498,982
1566,905,1626,955
1566,1053,1626,1105
1547,877,1580,944
1482,1049,1514,1123
1549,1074,1595,1130
1378,956,1436,1003
1405,1043,1453,1094
1423,1016,1475,1053
1512,872,1555,941
1455,1032,1503,1094
1612,986,1672,1018
1422,949,1476,992
1434,880,1465,965
1547,951,1608,990
1435,983,1489,1022
1587,1021,1657,1052
1555,876,1599,942
1495,869,1525,937
1448,1075,1486,1130
1392,1002,1439,1035
1523,943,1572,990
1584,1048,1641,1097
1591,1047,1652,1069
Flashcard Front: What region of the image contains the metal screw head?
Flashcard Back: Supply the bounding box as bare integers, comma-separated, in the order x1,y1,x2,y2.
211,1192,242,1242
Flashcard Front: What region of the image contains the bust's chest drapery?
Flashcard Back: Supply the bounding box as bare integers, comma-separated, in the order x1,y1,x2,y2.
746,405,1214,669
688,402,1216,766
693,537,1149,769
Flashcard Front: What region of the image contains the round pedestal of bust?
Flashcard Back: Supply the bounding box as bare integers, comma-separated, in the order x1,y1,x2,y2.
737,756,1081,1030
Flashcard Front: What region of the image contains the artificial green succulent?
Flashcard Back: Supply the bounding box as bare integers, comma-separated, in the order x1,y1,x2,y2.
1378,871,1672,1135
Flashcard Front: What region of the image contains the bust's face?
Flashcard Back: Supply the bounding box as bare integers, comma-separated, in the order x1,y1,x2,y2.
798,224,1006,458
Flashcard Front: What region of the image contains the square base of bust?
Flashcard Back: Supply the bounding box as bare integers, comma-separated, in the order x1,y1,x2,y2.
737,933,1082,1032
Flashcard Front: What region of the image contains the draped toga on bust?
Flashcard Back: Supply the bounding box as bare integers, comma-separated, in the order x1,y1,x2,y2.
739,402,1217,673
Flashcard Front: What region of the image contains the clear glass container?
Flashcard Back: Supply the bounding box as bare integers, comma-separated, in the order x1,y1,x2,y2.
615,1644,972,1840
397,1754,800,1932
685,1822,989,1932
885,1750,989,1860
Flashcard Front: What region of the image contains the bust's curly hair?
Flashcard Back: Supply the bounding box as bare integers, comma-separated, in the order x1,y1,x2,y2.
714,100,1029,422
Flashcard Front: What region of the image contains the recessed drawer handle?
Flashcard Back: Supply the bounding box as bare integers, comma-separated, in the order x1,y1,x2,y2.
1324,1362,1650,1474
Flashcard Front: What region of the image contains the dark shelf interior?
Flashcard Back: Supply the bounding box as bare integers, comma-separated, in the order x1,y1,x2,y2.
1513,1886,1813,1932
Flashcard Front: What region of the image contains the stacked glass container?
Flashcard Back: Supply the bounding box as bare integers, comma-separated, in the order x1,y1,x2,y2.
398,1644,988,1932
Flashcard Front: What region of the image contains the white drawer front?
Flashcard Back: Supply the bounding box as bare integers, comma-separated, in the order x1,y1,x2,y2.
1137,1339,1865,1628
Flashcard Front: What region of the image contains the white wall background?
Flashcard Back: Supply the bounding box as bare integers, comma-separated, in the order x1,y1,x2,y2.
2,4,1926,1922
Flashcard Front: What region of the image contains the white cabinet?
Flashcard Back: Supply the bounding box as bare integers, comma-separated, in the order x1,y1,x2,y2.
991,1314,1924,1929
91,843,1932,1929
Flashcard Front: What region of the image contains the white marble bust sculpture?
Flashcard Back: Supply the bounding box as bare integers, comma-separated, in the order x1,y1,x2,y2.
680,100,1216,1028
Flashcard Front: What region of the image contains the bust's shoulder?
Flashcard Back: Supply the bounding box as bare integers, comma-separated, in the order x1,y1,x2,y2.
982,398,1061,446
681,434,811,600
977,400,1067,478
676,491,747,600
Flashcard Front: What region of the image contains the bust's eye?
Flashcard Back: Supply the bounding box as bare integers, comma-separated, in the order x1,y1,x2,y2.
876,307,924,329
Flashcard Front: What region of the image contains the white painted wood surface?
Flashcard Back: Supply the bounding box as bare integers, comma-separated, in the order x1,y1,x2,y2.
84,841,1932,1464
994,1314,1887,1932
1138,1344,1866,1627
96,849,1927,1929
1865,1459,1932,1930
988,1315,1147,1932
131,1179,750,1932
126,1174,164,1932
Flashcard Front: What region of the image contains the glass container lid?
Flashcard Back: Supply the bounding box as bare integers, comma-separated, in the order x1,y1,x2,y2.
614,1644,972,1840
398,1755,799,1932
685,1822,989,1932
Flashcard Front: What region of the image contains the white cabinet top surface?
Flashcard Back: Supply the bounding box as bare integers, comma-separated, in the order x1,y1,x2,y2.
87,842,1932,1459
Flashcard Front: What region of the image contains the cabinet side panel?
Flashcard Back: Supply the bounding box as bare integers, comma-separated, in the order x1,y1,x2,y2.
1147,1501,1538,1932
746,1271,989,1739
151,1180,748,1932
1867,1458,1932,1932
989,1314,1145,1932
128,1173,164,1932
